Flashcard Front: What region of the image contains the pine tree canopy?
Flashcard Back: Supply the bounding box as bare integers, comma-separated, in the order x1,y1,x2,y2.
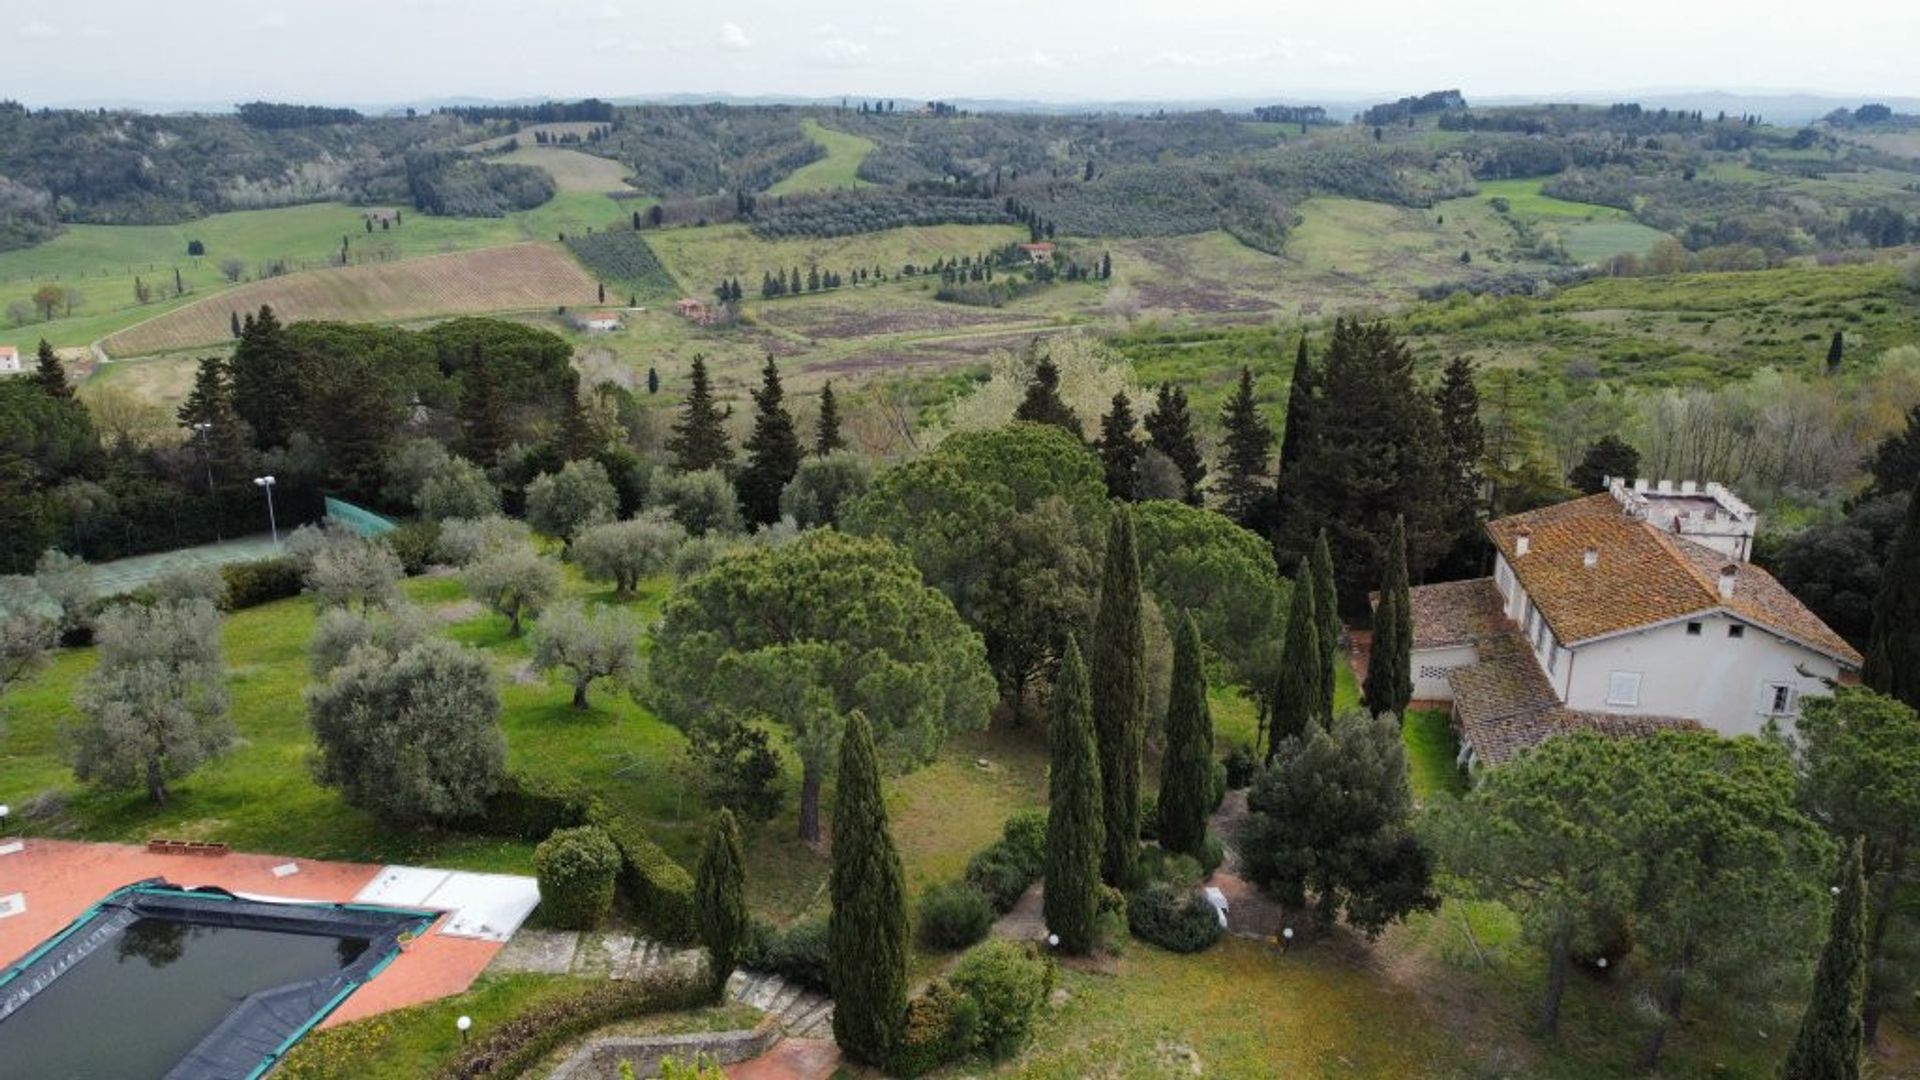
666,354,733,473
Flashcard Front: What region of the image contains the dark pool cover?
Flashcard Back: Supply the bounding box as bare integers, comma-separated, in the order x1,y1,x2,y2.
0,878,434,1080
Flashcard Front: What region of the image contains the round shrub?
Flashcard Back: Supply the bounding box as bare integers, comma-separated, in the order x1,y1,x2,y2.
1137,845,1203,888
1209,760,1228,811
1127,883,1222,953
999,809,1047,866
1199,834,1225,877
1222,743,1259,789
740,916,831,993
917,880,995,951
382,520,441,575
534,825,620,929
948,940,1055,1060
889,980,981,1077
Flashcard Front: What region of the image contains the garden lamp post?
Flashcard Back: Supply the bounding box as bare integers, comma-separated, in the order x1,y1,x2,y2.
253,475,279,545
456,1015,472,1044
1281,927,1294,954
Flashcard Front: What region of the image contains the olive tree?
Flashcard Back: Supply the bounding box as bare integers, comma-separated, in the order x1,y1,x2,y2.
646,467,744,537
647,530,996,842
435,515,531,566
574,512,686,595
526,459,617,546
416,455,500,522
532,602,640,709
72,600,232,806
305,533,403,610
462,545,561,635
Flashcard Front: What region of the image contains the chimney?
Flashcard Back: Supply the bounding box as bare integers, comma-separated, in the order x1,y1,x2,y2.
1515,527,1531,557
1718,565,1737,599
1583,548,1598,568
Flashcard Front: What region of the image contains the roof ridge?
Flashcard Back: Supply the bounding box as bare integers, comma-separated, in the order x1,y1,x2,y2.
1636,518,1723,604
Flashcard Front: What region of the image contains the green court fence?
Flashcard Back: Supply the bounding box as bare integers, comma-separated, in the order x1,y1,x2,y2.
323,497,398,537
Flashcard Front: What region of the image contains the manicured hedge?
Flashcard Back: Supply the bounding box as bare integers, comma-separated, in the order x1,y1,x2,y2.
963,809,1047,913
739,916,831,994
220,556,305,609
1127,883,1222,953
436,972,708,1080
534,826,620,930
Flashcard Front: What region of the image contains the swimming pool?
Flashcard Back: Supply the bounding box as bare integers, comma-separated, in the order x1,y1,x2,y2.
0,879,434,1080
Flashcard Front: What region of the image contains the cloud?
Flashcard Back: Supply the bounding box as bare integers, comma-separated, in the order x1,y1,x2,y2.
21,20,58,39
716,22,751,51
811,37,871,67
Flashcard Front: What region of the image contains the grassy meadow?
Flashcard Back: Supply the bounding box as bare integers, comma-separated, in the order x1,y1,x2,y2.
766,118,877,195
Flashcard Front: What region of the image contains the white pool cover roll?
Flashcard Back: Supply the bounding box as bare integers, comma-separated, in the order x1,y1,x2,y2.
351,867,539,942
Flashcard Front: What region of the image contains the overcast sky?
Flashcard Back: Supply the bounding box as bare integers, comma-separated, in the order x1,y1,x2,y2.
14,0,1920,108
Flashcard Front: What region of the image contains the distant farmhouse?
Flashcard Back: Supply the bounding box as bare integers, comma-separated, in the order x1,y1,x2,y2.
573,311,624,333
674,298,715,325
0,345,18,374
1406,479,1860,771
1017,242,1056,264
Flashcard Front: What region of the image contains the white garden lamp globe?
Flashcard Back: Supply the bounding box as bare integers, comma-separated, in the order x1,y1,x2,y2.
456,1015,472,1043
1047,933,1059,948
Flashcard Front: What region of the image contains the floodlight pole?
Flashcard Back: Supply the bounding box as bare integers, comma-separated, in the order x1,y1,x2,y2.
193,422,222,541
253,475,279,545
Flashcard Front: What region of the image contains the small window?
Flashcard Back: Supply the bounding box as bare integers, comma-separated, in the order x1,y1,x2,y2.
1608,671,1643,707
1767,684,1797,716
1728,624,1745,639
1686,622,1702,636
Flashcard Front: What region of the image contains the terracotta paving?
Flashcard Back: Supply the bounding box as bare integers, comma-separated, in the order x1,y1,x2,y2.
725,1038,843,1080
0,838,503,1026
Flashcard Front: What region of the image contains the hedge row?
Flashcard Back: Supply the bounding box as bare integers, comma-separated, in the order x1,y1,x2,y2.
458,772,696,943
436,972,709,1080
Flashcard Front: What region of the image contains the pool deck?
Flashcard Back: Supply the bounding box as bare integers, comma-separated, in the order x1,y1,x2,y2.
0,839,510,1026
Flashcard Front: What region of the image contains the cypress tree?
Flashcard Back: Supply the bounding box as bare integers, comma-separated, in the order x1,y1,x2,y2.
814,380,845,456
1276,336,1315,478
695,808,748,1001
1013,352,1083,438
829,711,908,1065
737,355,801,527
1044,638,1103,954
1827,330,1846,375
1216,367,1274,526
1143,383,1204,505
1271,560,1325,758
1096,391,1142,500
665,354,733,473
1782,839,1866,1080
646,366,660,395
1091,508,1146,887
1433,356,1486,574
1311,529,1340,704
1158,611,1213,859
1864,476,1920,710
31,340,69,399
1364,516,1413,718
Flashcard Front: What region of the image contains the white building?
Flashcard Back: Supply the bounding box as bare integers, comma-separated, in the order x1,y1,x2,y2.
575,312,624,333
0,345,19,373
1405,483,1861,770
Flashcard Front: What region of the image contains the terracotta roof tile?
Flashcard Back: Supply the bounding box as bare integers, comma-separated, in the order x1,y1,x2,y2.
1406,578,1506,649
1486,493,1859,667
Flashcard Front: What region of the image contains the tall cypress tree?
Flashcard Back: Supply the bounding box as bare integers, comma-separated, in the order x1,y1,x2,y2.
1364,516,1413,718
1215,367,1274,526
1271,560,1325,758
1433,356,1486,575
814,380,845,456
229,305,299,450
1091,508,1146,887
695,808,748,1001
666,354,733,473
31,340,69,399
737,355,801,527
1864,476,1920,711
1143,383,1204,506
1013,353,1083,438
1158,611,1213,859
1276,337,1315,478
1097,391,1142,500
1782,838,1867,1080
1827,330,1846,375
829,711,907,1065
1311,529,1340,706
1044,638,1103,954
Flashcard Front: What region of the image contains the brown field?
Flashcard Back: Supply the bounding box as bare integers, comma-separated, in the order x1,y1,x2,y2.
102,244,598,357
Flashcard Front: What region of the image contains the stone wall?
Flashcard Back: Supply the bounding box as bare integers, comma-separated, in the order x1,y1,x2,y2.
548,1018,781,1079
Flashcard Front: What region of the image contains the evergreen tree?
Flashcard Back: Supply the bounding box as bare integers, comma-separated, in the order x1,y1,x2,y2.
1144,383,1205,506
1158,611,1213,859
1271,559,1326,758
230,306,300,450
1013,352,1084,438
31,340,69,399
814,380,845,456
456,348,513,467
1433,357,1486,574
829,711,908,1065
695,808,749,1001
1215,367,1274,526
1567,435,1641,495
666,354,733,473
1782,839,1866,1080
1043,638,1103,954
736,355,801,527
1096,391,1142,500
1863,406,1920,501
1827,330,1846,375
176,356,253,492
646,366,660,395
1311,529,1340,704
230,310,242,339
1864,477,1920,710
1276,337,1316,479
1091,509,1146,886
1363,516,1413,718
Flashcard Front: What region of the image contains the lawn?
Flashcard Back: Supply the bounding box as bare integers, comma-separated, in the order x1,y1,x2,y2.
767,119,877,196
1470,178,1669,265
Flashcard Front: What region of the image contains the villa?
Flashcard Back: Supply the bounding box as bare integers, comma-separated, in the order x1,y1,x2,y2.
0,345,18,374
1405,478,1862,770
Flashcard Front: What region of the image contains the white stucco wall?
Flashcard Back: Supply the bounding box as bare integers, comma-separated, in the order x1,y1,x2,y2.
1561,612,1844,738
1409,643,1479,701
